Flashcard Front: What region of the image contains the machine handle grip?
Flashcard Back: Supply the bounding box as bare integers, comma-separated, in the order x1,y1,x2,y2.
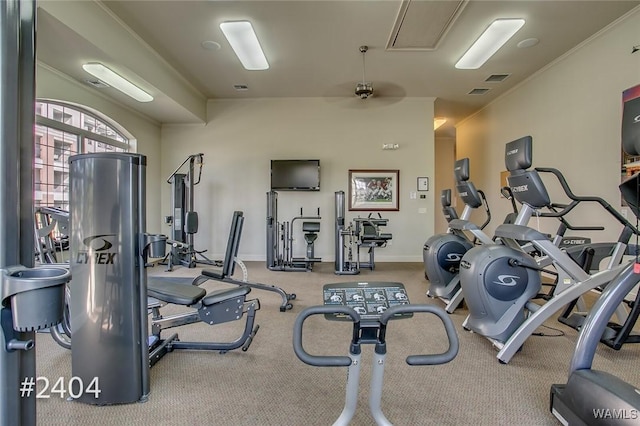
379,304,459,366
293,305,360,367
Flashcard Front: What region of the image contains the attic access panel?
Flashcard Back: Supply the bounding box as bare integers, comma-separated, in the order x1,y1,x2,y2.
387,0,468,51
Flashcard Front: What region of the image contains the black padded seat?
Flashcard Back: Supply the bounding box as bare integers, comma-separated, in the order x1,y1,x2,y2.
202,286,251,306
361,224,392,245
148,278,206,306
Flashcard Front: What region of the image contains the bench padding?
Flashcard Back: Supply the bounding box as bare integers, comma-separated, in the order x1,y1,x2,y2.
202,286,251,306
148,278,206,306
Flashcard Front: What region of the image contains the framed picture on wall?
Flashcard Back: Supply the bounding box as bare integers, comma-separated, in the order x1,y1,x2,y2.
348,169,399,211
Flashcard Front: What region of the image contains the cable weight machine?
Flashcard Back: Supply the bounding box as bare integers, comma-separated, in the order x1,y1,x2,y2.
162,153,216,270
266,191,321,272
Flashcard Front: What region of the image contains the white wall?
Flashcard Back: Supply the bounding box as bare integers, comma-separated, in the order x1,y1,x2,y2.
434,136,456,234
36,64,163,231
161,97,435,262
456,8,640,242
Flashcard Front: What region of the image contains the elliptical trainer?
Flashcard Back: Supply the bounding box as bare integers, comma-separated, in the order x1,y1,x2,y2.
550,98,640,422
423,158,492,313
460,136,639,364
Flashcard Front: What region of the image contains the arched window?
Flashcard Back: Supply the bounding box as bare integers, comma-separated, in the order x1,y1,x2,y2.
34,100,133,210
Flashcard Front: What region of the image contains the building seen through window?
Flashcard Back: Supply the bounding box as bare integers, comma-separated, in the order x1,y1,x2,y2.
34,101,131,211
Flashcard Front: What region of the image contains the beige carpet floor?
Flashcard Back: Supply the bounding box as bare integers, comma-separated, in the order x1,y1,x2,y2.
33,261,640,425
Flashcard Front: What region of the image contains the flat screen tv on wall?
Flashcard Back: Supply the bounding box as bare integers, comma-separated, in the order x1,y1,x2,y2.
270,159,320,191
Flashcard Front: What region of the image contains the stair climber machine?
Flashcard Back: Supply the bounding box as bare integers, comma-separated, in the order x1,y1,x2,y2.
459,135,640,364
424,158,492,313
551,101,640,422
266,190,321,272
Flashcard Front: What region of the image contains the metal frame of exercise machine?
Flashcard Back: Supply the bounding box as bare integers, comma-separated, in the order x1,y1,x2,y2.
148,211,260,363
460,136,640,364
1,4,71,424
34,206,69,264
294,298,458,426
266,190,321,272
162,153,216,270
203,209,296,311
334,191,393,275
69,153,260,406
424,158,492,313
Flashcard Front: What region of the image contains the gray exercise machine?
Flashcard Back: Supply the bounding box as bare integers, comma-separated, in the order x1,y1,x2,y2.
266,190,321,272
334,191,393,275
69,153,259,405
1,2,72,424
199,208,296,312
34,206,69,264
550,261,640,425
460,136,639,364
148,211,260,362
162,153,216,271
423,159,492,313
551,133,640,422
293,282,458,425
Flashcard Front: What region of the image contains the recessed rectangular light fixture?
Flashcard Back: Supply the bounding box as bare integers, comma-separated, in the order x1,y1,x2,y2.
220,21,269,70
82,63,153,102
455,19,525,69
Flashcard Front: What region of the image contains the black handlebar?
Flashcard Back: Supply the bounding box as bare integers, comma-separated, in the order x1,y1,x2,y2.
379,305,459,366
292,305,360,367
535,167,639,235
477,190,492,231
293,304,459,368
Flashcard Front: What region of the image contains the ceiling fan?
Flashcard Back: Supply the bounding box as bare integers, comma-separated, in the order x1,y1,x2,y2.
355,45,373,99
322,45,405,104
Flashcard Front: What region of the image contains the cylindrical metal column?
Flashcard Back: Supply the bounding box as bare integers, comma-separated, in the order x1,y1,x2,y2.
335,191,345,271
0,1,37,424
69,153,149,405
266,191,277,268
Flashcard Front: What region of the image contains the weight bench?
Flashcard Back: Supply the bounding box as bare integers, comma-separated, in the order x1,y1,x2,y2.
147,279,259,365
197,211,296,312
146,211,262,365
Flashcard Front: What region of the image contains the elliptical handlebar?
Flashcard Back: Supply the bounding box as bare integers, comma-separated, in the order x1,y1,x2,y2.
293,305,361,367
378,304,459,366
477,189,492,230
535,167,639,234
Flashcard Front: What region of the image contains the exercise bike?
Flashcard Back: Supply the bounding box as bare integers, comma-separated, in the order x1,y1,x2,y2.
293,282,458,426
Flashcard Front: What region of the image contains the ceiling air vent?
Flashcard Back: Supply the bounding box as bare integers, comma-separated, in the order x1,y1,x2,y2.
233,84,249,91
387,0,468,51
485,74,510,83
468,88,490,95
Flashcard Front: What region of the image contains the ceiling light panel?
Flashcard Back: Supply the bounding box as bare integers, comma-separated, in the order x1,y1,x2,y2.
82,63,153,102
455,19,525,70
220,21,269,70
